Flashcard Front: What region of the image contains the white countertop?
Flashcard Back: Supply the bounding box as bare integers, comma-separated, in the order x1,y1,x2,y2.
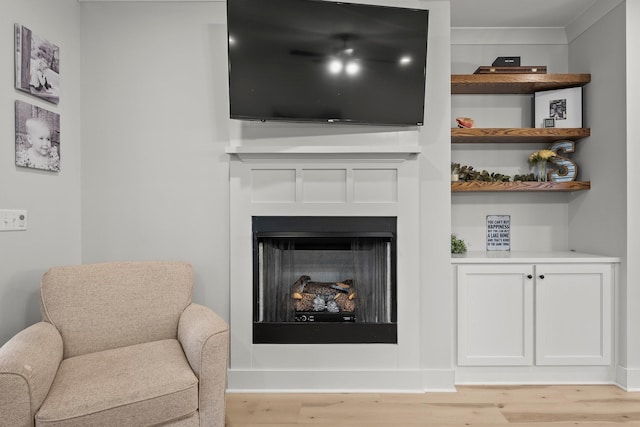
451,250,620,264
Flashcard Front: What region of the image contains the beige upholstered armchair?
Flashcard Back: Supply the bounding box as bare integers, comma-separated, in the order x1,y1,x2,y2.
0,261,229,427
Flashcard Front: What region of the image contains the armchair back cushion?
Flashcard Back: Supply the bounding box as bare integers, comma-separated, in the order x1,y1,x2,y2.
40,261,193,358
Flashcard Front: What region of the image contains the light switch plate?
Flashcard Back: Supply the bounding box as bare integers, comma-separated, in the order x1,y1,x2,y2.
0,210,27,231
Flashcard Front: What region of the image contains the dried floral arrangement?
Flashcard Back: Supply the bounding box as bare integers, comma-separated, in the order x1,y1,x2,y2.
528,149,557,164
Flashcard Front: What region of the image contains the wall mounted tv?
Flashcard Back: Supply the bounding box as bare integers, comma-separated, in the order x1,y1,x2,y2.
226,0,429,126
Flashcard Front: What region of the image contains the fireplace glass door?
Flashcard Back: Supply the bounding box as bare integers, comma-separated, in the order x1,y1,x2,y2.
252,216,397,344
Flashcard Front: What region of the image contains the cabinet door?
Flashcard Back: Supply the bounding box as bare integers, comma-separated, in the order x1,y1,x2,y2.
457,264,534,366
535,264,613,366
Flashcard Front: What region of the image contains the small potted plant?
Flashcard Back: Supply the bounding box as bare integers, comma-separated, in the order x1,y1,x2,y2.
451,234,467,254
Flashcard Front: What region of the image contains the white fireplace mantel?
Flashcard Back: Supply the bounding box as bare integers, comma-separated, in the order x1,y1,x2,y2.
225,145,422,161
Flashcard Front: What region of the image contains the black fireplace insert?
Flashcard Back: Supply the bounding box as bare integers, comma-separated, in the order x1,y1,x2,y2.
252,216,397,344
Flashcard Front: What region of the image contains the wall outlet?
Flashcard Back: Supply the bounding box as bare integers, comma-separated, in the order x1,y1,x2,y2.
0,210,27,231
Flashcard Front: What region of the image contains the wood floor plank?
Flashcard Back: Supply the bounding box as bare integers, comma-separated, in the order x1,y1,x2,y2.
500,401,640,423
297,397,508,425
225,385,640,426
226,395,302,425
423,385,570,404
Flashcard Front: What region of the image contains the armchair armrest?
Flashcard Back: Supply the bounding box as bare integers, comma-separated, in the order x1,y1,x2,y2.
178,303,229,427
0,322,62,427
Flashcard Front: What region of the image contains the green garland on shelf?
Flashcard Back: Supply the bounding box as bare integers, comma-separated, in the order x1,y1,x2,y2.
451,162,537,182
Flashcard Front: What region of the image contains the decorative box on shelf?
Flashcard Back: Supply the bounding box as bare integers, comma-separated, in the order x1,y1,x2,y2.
474,66,547,74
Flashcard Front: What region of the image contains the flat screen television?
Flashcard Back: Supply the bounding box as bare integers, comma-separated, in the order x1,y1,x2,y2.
226,0,429,126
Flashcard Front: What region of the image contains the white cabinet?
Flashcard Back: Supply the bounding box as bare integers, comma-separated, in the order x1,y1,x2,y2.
457,262,613,367
457,264,533,366
535,264,612,366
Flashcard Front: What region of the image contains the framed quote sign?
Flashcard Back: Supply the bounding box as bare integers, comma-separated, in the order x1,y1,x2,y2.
487,215,510,251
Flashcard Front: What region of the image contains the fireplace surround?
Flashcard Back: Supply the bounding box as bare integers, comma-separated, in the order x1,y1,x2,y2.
227,144,432,391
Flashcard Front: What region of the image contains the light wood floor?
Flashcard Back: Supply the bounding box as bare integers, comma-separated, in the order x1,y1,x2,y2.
226,385,640,426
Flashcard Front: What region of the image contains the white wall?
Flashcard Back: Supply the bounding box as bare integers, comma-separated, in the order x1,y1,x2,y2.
567,4,626,259
624,0,640,389
418,0,453,385
80,2,231,319
566,1,628,380
0,0,82,346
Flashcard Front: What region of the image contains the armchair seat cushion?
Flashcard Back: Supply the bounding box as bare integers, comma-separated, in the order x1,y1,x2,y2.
35,339,198,427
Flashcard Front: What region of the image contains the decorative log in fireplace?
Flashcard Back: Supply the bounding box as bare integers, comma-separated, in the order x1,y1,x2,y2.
291,275,356,313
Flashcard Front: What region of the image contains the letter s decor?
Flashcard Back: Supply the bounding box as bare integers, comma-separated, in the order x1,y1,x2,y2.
549,140,578,182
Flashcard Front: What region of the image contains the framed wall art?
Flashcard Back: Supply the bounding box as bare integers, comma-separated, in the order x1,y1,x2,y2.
15,24,60,105
534,87,582,129
15,100,60,172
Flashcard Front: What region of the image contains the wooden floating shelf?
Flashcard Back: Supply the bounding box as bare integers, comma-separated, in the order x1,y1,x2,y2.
451,127,591,143
452,181,591,192
451,73,591,94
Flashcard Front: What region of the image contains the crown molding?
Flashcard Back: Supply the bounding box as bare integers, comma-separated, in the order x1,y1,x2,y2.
565,0,623,43
452,0,625,46
452,27,568,45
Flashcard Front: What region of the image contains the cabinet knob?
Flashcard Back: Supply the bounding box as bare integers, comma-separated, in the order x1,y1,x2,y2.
539,274,545,279
527,274,533,279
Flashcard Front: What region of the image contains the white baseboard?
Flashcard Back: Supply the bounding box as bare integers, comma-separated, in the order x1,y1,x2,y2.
228,368,456,393
422,369,457,392
616,365,640,391
456,365,616,385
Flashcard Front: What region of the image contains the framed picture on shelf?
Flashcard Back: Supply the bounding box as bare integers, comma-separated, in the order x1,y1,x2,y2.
534,87,582,128
15,24,60,105
486,215,510,251
15,100,61,172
